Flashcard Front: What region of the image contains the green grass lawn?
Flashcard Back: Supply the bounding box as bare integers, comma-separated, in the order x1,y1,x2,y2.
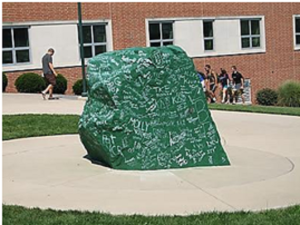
2,109,300,225
3,105,299,141
209,104,300,117
2,114,79,140
3,204,300,225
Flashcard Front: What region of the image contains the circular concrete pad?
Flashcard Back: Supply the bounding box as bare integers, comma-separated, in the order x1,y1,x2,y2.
3,130,299,215
3,94,300,215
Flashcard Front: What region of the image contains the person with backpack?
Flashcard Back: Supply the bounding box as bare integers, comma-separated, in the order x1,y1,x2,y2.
219,68,230,104
204,64,218,103
231,65,245,104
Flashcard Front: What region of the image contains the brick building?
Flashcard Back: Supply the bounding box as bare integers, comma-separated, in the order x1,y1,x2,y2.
2,2,300,102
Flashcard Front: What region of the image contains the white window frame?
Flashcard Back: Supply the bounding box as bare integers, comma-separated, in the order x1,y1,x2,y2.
240,19,261,49
294,15,300,50
203,20,214,51
2,26,31,65
79,23,107,59
148,21,174,47
147,16,265,58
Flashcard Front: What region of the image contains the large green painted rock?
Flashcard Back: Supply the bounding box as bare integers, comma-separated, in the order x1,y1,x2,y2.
79,46,230,170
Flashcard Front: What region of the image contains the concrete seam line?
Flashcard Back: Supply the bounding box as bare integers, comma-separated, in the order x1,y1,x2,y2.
225,145,295,186
171,173,237,210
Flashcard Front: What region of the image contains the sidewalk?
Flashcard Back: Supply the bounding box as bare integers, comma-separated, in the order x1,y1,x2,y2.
2,93,85,115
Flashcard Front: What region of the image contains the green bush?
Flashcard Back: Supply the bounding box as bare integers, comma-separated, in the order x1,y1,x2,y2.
53,74,68,94
15,73,46,93
72,79,89,95
278,80,300,107
3,72,8,92
73,79,83,95
256,88,278,106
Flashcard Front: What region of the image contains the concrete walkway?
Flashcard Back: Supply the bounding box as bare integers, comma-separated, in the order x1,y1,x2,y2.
2,93,300,215
2,93,85,115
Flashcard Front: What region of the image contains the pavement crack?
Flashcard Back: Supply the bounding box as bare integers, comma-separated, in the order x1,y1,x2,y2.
173,174,237,210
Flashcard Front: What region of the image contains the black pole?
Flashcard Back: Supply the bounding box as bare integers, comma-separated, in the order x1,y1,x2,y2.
77,2,87,97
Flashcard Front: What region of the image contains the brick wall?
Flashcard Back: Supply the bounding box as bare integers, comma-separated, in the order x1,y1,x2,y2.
3,2,300,101
2,2,110,22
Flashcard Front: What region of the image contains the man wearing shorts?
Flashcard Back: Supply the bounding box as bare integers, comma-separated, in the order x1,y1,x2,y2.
231,65,245,104
204,64,217,103
41,48,58,100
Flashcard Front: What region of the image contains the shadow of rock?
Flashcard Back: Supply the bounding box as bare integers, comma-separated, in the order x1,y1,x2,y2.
83,154,111,169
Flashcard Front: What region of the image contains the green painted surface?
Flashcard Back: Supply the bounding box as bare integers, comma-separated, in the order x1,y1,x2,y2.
79,46,230,170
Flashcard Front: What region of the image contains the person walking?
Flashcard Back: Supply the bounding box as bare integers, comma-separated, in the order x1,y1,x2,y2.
231,65,245,104
219,68,230,104
41,48,58,100
204,64,218,103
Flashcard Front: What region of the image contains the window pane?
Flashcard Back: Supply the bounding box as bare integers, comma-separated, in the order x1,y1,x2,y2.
149,23,160,40
296,18,300,33
150,42,161,47
252,37,260,47
241,20,250,36
162,41,173,46
95,45,106,55
14,28,29,47
296,35,300,45
84,46,92,58
16,50,30,63
3,29,12,48
83,26,92,43
93,25,106,43
203,21,213,37
162,23,173,39
242,37,250,48
204,39,214,50
3,51,13,64
251,20,260,35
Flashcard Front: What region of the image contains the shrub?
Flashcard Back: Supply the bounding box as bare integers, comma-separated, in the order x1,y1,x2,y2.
256,88,278,106
278,80,300,107
73,79,83,95
3,72,8,92
15,73,46,93
72,79,89,95
53,74,68,94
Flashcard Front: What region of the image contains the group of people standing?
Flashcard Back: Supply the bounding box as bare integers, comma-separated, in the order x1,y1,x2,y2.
198,65,245,104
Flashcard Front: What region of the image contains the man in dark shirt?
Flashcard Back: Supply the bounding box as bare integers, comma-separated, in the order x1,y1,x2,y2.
41,48,58,100
231,65,245,104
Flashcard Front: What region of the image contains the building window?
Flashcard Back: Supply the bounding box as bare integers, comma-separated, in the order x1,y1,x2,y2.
2,27,30,64
295,17,300,46
149,22,173,47
79,24,107,59
240,19,261,48
203,20,214,51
